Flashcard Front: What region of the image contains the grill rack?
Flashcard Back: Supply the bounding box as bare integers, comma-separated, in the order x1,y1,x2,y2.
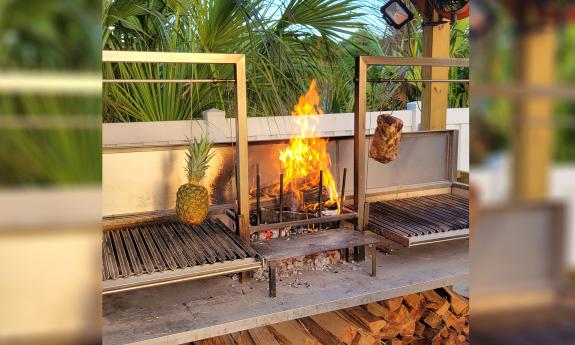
102,218,260,294
368,193,469,247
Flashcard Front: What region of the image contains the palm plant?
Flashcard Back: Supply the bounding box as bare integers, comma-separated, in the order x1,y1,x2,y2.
102,0,375,121
0,0,101,186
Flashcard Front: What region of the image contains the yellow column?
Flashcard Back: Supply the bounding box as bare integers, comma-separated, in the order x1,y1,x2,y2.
512,25,556,200
421,11,451,130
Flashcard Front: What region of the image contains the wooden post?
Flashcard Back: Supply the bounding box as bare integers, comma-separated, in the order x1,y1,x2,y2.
512,24,556,200
421,11,451,130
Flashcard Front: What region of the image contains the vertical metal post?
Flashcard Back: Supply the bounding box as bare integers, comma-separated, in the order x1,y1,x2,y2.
234,56,249,245
339,167,347,229
268,262,277,297
340,167,347,210
318,170,323,231
256,164,261,225
370,244,376,277
353,56,367,262
279,173,284,223
234,56,250,282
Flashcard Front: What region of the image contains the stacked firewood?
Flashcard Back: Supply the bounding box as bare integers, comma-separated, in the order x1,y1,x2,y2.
194,287,469,345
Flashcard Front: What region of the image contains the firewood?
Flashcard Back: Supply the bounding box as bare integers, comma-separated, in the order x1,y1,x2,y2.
442,310,458,328
340,307,387,333
267,320,320,345
382,304,404,324
451,316,466,334
435,298,451,317
382,297,403,312
398,315,416,337
309,312,358,345
399,336,427,345
398,335,427,345
408,336,427,345
422,310,444,329
377,323,401,339
458,334,466,343
421,290,448,311
423,327,442,344
440,325,449,338
298,318,339,345
365,302,389,318
445,330,461,345
390,339,404,345
248,327,281,345
350,331,378,345
403,294,423,308
232,331,256,345
407,302,425,321
414,321,426,337
441,287,469,316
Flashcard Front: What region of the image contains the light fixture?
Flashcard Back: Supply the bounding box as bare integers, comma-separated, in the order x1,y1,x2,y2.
381,0,414,30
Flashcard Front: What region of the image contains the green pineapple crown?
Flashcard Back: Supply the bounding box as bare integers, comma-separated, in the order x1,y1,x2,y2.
185,135,215,182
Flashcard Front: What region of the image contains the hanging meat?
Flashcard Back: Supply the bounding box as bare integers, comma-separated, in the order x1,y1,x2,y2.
369,114,403,164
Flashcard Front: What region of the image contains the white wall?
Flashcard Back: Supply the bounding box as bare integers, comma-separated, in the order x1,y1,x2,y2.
103,106,469,216
103,104,470,172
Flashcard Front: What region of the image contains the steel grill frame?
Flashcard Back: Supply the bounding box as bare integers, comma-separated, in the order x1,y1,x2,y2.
102,218,260,294
368,193,469,247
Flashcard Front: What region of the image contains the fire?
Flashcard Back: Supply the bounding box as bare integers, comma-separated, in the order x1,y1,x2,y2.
276,80,340,213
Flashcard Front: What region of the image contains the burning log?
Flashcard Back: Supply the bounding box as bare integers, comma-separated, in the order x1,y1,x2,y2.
302,185,335,212
250,182,335,213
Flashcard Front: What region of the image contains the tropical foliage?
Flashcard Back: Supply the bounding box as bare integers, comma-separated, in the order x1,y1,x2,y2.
102,0,470,122
103,0,373,121
0,0,101,186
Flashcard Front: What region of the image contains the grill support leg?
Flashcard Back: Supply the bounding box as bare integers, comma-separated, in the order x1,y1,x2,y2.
344,248,350,262
370,244,376,277
268,262,277,297
354,245,365,262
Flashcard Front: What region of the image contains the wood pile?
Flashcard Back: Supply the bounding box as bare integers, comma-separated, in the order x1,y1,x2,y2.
193,287,469,345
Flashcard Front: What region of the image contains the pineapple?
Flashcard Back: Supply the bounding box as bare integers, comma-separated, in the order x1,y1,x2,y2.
176,136,215,224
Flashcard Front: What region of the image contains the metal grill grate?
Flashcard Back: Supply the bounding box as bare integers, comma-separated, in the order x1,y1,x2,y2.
102,218,257,281
369,194,469,246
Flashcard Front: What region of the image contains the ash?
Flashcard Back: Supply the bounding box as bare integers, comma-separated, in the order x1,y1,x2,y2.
254,250,357,282
287,278,311,289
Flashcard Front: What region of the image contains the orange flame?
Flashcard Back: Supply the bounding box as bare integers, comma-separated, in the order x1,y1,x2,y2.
276,80,340,213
